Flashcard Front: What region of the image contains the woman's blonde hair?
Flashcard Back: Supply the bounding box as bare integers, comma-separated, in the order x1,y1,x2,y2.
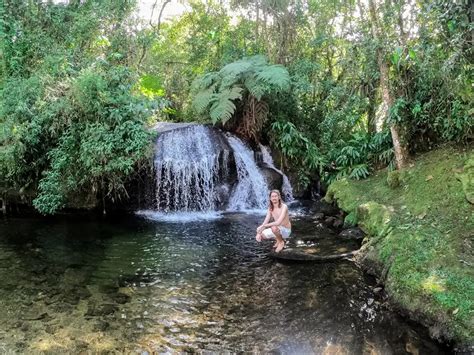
268,189,282,211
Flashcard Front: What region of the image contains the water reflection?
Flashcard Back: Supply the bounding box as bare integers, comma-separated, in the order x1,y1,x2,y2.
0,212,448,353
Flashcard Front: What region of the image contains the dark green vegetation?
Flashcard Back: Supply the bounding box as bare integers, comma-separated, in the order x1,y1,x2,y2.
1,0,472,213
1,1,158,214
326,146,474,343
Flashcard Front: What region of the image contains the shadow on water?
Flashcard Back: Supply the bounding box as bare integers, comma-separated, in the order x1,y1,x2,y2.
0,209,451,353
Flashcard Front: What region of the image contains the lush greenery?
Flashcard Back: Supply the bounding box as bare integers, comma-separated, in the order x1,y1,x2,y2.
1,0,472,212
0,1,158,214
148,0,472,185
326,146,474,343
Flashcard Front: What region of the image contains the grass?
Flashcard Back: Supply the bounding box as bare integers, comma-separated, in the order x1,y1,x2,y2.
325,145,474,344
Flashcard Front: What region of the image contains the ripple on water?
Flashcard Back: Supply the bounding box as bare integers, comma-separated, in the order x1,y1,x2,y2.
0,213,450,354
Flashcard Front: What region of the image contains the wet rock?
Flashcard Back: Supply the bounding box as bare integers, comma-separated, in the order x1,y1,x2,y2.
22,307,48,320
75,287,92,299
373,287,383,293
62,268,88,290
339,228,365,240
111,292,131,305
333,218,344,228
52,301,73,313
313,213,325,220
93,320,110,331
75,340,89,350
66,295,80,305
98,284,120,294
315,201,340,216
324,216,336,226
260,166,283,191
85,303,118,317
45,324,57,334
405,340,420,355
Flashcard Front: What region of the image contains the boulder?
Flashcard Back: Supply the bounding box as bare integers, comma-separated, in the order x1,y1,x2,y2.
259,166,283,191
339,227,365,240
387,170,402,189
456,156,474,204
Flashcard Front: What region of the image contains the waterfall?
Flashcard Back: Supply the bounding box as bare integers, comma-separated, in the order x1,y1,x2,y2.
142,124,292,218
259,144,294,202
227,135,269,210
154,125,226,212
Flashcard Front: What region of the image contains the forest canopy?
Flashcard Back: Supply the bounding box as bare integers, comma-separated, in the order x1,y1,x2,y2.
0,0,472,214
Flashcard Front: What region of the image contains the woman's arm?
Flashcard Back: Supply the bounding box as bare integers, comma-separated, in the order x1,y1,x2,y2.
257,209,272,232
263,205,288,228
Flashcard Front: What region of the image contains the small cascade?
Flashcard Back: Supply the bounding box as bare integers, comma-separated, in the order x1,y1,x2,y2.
154,125,227,211
260,144,294,202
146,124,292,216
227,135,269,210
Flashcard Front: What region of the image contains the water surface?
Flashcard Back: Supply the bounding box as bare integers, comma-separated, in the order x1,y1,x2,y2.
0,210,448,353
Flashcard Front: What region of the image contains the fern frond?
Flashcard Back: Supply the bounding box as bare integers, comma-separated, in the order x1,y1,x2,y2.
255,65,290,91
246,55,267,67
219,60,251,78
244,74,266,101
209,87,243,124
219,74,239,91
192,86,216,114
191,72,219,94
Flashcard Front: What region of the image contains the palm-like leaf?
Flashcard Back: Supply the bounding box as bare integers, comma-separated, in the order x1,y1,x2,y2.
219,60,252,78
255,65,290,91
193,86,215,114
192,55,289,130
244,74,266,101
209,87,243,124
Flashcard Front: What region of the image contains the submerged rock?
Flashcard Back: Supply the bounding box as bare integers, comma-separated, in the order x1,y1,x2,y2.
339,228,365,240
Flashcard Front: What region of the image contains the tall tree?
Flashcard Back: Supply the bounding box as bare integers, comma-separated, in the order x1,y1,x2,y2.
367,0,408,169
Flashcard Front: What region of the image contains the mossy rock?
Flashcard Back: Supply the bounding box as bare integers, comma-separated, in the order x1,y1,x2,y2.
343,211,358,227
356,201,393,237
386,170,401,189
456,157,474,204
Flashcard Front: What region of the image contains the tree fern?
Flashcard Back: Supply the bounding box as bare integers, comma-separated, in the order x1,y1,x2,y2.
219,60,252,78
193,86,215,114
255,64,290,91
209,87,243,124
244,74,266,100
191,55,290,136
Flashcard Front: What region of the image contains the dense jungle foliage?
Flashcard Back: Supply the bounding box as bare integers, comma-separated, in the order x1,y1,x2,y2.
0,0,472,214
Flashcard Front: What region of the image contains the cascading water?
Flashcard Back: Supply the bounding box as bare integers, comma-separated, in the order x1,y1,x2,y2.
259,144,294,202
144,124,286,218
153,125,227,212
227,135,269,210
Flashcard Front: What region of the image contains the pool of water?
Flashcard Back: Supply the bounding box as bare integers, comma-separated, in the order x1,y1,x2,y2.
0,208,449,353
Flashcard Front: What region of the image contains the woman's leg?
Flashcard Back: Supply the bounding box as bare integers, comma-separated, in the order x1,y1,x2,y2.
271,226,285,252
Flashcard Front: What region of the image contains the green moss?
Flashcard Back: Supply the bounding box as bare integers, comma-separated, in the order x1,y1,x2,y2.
386,170,402,188
343,211,358,227
326,146,474,344
356,201,393,237
456,157,474,204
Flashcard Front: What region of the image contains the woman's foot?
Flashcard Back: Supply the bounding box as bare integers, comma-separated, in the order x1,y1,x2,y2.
275,241,285,253
256,233,262,242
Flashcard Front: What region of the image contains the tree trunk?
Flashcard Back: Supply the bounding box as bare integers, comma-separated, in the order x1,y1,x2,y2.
367,85,377,135
368,0,408,169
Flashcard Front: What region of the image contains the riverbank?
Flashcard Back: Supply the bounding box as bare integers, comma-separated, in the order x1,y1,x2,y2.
325,145,474,347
